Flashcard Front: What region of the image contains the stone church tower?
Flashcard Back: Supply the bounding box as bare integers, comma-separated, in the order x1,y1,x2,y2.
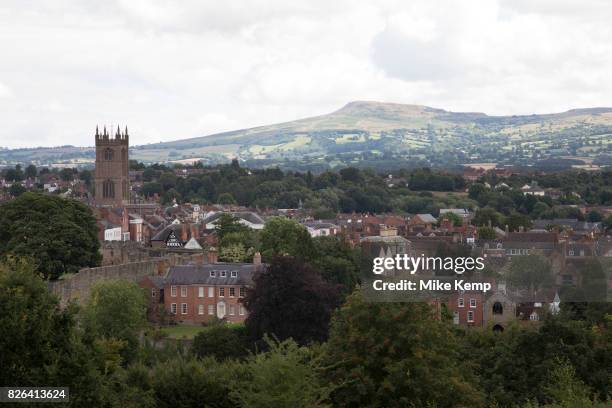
94,126,129,206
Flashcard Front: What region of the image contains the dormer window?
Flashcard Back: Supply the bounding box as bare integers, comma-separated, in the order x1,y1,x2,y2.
210,271,216,277
231,271,238,278
220,271,227,278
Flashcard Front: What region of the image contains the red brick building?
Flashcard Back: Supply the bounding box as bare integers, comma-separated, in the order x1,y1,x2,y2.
162,261,262,324
447,292,484,327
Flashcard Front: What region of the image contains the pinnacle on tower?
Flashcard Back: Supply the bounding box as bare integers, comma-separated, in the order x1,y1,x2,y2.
124,126,128,137
95,125,99,137
116,125,121,138
103,126,107,137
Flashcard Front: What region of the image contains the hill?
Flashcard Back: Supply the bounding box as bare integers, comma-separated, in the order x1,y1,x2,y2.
2,101,612,169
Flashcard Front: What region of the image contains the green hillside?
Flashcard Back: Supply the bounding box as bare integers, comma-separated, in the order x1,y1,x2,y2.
3,101,612,169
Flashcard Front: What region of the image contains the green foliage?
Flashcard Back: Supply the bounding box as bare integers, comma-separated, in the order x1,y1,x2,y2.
231,337,333,408
0,192,101,280
0,259,113,406
473,207,504,227
439,211,463,226
244,256,340,346
311,236,361,295
218,192,237,204
260,217,315,261
149,357,237,408
477,226,497,240
191,323,250,361
505,211,533,231
323,291,484,407
464,316,611,406
82,280,148,362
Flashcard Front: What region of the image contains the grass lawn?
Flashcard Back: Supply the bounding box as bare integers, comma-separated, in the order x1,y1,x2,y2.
160,325,206,340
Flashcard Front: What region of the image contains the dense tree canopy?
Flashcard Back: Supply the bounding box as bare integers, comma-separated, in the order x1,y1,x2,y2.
0,193,100,279
244,256,340,346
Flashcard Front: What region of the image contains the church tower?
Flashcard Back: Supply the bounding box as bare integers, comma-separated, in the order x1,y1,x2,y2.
94,125,129,207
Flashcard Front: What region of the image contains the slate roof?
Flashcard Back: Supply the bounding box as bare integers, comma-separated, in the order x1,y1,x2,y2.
415,214,437,224
165,263,262,286
202,211,265,226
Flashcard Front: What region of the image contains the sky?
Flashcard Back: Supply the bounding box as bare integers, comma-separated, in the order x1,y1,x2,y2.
0,0,611,148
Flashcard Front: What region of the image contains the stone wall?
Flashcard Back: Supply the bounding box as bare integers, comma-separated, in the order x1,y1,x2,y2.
49,258,167,307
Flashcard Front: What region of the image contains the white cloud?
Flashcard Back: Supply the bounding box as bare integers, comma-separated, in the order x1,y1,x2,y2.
0,0,611,148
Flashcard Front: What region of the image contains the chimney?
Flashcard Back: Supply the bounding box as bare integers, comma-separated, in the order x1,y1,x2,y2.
181,224,188,242
207,247,218,264
253,252,262,265
190,223,199,239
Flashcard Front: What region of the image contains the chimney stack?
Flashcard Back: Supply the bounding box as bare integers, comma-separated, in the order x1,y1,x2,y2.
253,252,262,265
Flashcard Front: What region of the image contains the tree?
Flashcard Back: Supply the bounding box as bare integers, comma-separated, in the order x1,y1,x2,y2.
587,210,603,222
0,259,112,406
505,211,532,232
0,193,101,280
60,167,75,182
8,183,26,197
215,214,250,241
311,236,360,295
150,357,236,408
25,164,37,179
82,280,148,361
217,192,237,204
230,337,332,408
191,324,250,361
477,226,497,240
323,291,483,407
141,182,162,198
244,256,340,345
260,217,315,261
439,211,462,226
473,207,504,227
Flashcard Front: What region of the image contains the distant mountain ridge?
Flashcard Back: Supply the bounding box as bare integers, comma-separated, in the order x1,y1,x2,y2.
2,101,612,169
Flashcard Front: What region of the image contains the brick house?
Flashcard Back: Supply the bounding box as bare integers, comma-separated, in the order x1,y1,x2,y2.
447,292,484,327
163,260,263,324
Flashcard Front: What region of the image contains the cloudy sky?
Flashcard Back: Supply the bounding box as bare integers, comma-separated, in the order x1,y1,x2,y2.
1,0,611,148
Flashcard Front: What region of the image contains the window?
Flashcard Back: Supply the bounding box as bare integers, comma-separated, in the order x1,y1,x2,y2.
231,271,238,278
198,305,204,315
219,287,225,297
229,305,235,315
239,305,245,315
453,311,459,325
220,271,227,278
530,312,539,321
458,298,464,308
208,287,214,297
208,304,214,315
102,179,115,198
103,148,114,161
469,298,476,308
493,302,503,315
180,286,187,297
171,286,177,297
170,303,177,314
198,287,204,298
239,287,245,298
151,289,157,298
229,287,235,297
210,271,216,277
467,311,474,323
181,303,188,314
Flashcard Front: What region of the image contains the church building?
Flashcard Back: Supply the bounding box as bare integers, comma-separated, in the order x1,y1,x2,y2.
94,126,129,207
